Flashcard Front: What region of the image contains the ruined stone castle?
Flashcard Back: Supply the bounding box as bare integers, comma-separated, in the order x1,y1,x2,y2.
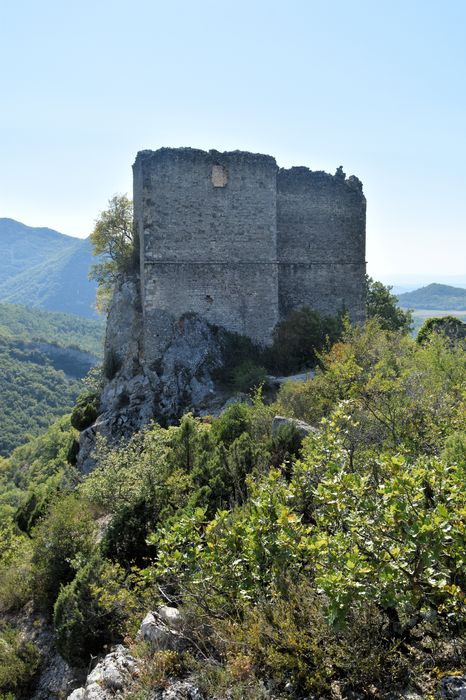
79,148,366,468
133,147,366,359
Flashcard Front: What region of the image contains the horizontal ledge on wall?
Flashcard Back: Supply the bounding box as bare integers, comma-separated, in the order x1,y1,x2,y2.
143,260,365,266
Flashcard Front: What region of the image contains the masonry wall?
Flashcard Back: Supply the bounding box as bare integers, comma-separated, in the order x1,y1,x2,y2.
133,148,280,359
277,167,366,322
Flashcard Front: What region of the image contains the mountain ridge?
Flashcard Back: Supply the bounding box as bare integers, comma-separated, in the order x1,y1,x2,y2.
0,218,98,318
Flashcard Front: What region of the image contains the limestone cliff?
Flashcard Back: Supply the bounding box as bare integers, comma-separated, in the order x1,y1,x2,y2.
77,274,224,471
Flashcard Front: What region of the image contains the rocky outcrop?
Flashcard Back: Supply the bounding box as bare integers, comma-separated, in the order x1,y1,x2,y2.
153,681,206,700
271,415,316,440
67,645,137,700
438,676,466,699
77,276,224,472
138,606,187,651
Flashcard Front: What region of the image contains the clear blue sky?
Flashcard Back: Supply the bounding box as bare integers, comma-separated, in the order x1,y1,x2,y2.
1,0,465,282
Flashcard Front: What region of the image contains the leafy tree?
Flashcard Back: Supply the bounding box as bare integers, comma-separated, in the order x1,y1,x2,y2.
366,276,412,332
89,194,137,311
54,554,124,666
267,306,343,374
0,626,41,698
31,494,95,614
417,315,466,345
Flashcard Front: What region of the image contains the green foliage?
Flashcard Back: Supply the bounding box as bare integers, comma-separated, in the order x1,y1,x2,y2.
101,497,158,568
267,305,344,374
0,336,83,456
153,470,311,610
0,525,32,613
231,361,267,393
0,625,41,699
0,415,78,512
210,403,252,446
215,330,264,388
366,275,413,332
32,494,95,614
89,194,137,311
70,391,100,431
0,302,104,356
217,308,342,384
54,555,125,666
276,320,466,458
417,315,466,345
1,311,465,691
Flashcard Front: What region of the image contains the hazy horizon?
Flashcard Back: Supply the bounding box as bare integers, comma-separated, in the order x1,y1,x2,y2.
1,0,465,279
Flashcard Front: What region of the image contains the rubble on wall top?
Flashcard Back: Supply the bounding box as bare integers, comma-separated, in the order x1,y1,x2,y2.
134,147,277,168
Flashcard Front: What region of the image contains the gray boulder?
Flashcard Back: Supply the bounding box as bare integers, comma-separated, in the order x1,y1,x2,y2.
271,415,316,440
67,645,137,700
138,607,186,651
438,676,466,699
153,681,206,699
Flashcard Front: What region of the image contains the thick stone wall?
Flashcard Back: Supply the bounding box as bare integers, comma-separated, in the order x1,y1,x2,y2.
133,148,279,358
277,167,366,321
133,148,367,354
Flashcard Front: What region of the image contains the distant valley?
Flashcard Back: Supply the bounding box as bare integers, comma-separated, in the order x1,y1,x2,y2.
0,303,103,456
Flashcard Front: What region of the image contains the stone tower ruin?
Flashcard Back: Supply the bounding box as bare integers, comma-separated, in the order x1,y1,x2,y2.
133,147,366,361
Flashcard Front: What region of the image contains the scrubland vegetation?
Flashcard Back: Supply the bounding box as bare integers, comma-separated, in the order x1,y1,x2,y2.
0,314,465,698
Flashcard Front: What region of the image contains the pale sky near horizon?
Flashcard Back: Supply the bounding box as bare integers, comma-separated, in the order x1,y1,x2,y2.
1,0,465,282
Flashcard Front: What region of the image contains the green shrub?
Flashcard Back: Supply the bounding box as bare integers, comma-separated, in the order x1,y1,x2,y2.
227,583,410,697
31,494,95,614
366,276,413,332
417,315,466,345
270,421,303,471
266,306,343,374
0,625,41,698
101,497,158,568
54,555,124,667
210,403,251,447
231,361,267,393
70,391,100,431
0,529,33,613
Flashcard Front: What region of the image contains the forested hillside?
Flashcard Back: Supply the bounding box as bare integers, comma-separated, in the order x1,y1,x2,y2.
0,304,103,456
0,302,104,356
0,219,99,319
0,321,464,698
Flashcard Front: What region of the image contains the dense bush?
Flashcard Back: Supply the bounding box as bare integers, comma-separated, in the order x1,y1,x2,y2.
70,391,100,431
54,555,124,666
217,307,343,385
366,276,413,333
31,494,95,614
266,306,343,374
0,625,41,699
0,317,465,695
417,315,466,344
231,361,267,393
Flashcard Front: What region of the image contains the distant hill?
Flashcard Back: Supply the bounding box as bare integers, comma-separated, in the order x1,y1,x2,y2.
0,302,104,357
0,303,104,456
397,283,466,310
0,218,99,319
